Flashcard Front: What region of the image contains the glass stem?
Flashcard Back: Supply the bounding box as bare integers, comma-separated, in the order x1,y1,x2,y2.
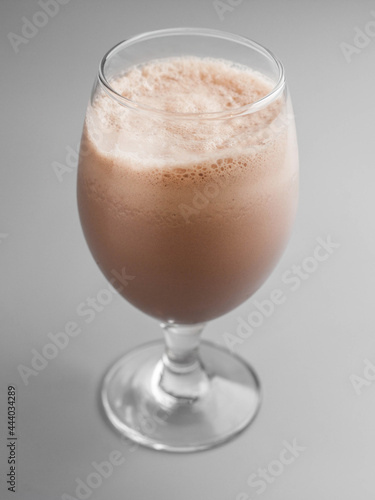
157,323,210,402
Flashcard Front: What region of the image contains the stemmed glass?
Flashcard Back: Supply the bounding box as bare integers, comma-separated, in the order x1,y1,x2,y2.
77,28,298,452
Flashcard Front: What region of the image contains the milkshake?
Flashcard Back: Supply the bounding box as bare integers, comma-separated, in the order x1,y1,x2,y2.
78,56,298,324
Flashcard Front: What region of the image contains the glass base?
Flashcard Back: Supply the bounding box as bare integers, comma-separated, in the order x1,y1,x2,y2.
102,340,261,452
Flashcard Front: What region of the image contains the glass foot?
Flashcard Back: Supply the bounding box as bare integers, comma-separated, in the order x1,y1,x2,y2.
102,340,261,452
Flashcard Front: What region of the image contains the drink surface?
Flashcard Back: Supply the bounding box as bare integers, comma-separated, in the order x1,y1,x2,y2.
78,57,298,323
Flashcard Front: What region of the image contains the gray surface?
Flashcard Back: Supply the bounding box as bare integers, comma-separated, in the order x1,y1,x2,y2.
1,0,375,498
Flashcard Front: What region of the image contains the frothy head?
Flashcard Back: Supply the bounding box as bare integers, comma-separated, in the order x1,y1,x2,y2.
85,56,287,168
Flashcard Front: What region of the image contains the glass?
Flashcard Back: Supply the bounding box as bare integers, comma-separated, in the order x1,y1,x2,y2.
77,28,299,452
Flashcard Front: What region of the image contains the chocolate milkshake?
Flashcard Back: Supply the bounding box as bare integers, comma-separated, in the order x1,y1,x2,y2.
77,56,298,324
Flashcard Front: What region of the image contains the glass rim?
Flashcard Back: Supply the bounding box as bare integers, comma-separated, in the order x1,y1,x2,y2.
98,27,286,120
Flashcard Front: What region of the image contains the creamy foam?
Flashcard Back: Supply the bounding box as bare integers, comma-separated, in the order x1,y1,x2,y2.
86,57,284,165
78,57,298,323
112,57,273,113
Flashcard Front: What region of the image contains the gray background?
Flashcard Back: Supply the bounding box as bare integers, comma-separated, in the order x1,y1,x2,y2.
1,0,375,498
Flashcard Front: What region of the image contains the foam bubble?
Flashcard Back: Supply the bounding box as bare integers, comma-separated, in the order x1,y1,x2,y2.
86,57,285,174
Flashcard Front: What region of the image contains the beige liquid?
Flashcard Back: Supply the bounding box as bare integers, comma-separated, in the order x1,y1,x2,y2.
77,57,298,324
